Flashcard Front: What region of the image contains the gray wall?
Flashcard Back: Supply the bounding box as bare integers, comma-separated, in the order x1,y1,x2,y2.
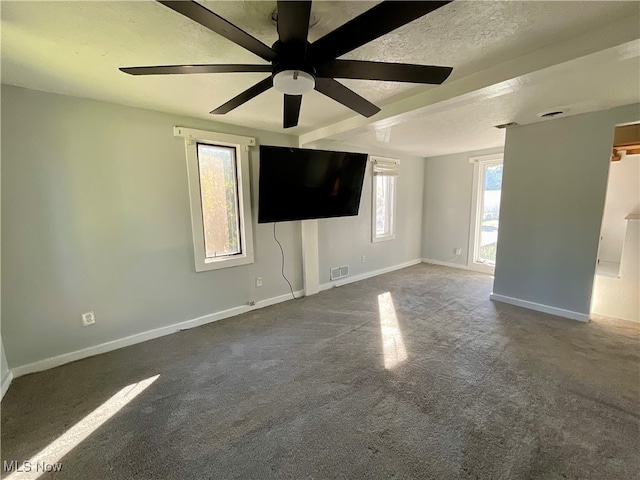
1,85,302,369
493,104,640,315
421,147,503,266
312,141,425,285
2,86,426,371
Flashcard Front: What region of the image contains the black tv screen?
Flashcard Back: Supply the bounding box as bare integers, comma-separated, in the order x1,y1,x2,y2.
258,146,368,223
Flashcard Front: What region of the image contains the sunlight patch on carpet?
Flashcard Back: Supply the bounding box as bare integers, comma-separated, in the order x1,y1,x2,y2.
4,375,159,480
378,292,407,369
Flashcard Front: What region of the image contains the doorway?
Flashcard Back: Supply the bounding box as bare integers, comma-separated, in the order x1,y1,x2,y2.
591,122,640,323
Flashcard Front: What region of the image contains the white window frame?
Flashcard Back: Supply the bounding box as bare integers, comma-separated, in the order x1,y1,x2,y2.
174,126,255,272
468,153,503,274
371,156,399,243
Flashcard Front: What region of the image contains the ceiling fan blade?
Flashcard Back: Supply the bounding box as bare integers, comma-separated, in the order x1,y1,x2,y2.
277,1,312,46
317,60,453,85
210,77,273,114
158,1,276,62
308,1,451,65
314,78,380,118
120,64,272,76
283,95,303,128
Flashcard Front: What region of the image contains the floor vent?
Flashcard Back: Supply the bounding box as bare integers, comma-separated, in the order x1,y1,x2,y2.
330,265,350,281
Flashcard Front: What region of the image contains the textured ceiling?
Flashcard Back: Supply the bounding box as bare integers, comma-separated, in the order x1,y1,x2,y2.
1,0,639,150
326,41,640,157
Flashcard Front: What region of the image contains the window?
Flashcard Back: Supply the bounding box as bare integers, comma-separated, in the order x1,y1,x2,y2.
468,153,503,273
174,127,255,272
372,157,399,242
197,144,241,258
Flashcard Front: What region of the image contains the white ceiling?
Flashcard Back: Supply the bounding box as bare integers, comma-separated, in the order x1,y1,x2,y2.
326,40,640,157
2,0,639,156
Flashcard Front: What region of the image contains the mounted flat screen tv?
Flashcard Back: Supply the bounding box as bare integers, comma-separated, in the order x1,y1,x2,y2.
258,146,368,223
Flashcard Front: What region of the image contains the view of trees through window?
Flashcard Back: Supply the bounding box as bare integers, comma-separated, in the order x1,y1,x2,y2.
197,143,241,258
478,163,503,264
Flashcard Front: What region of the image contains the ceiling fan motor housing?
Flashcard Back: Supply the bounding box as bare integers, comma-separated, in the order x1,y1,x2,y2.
271,40,317,96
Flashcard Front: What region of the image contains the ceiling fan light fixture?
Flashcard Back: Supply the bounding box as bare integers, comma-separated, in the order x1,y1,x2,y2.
273,70,315,96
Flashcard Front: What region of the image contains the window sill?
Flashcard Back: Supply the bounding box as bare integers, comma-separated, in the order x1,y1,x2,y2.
372,234,396,243
195,253,254,272
469,261,495,275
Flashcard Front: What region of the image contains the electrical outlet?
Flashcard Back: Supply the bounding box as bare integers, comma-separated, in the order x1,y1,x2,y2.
256,277,263,287
454,248,462,256
82,311,96,327
361,255,366,263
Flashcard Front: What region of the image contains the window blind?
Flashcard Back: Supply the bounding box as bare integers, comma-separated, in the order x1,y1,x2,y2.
372,157,400,176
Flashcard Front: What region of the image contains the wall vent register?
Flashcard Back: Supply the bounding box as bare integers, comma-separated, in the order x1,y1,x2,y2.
330,265,350,281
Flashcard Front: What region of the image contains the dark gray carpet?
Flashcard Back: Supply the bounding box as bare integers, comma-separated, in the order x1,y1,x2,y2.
2,264,639,479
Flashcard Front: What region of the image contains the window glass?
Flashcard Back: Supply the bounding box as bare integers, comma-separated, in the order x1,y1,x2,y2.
477,163,503,265
197,143,241,258
376,175,395,237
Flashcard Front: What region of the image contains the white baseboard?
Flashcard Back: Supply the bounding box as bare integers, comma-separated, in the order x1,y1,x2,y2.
489,293,589,323
11,289,304,379
590,312,640,324
319,259,422,291
422,258,474,271
1,371,14,401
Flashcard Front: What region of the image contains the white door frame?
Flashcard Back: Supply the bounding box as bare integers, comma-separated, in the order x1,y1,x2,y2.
468,153,504,274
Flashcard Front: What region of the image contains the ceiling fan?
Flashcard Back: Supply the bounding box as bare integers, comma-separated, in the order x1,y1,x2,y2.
120,0,453,128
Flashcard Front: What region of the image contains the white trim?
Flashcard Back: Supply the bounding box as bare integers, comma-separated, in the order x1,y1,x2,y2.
422,258,494,275
177,127,255,272
173,127,255,147
371,157,398,243
1,371,13,400
468,154,503,274
371,156,400,175
489,293,590,323
468,158,481,266
590,312,640,324
320,259,421,291
301,220,320,296
422,258,476,272
469,152,504,164
11,290,303,379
